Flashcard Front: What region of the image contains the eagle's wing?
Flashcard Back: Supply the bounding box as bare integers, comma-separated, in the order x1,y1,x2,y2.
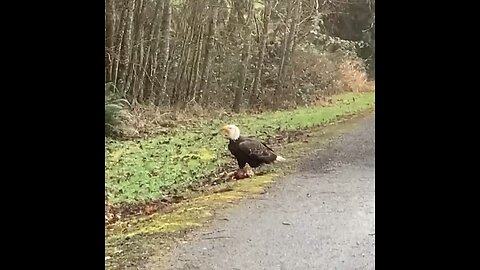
261,142,274,152
238,138,276,162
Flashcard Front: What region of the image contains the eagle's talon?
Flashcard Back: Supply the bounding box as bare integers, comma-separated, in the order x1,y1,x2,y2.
228,168,249,180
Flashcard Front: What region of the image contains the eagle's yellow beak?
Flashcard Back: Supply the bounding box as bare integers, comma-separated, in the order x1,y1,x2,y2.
220,126,229,134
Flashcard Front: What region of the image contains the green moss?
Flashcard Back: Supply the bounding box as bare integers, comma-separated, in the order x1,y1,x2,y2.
106,173,278,242
105,175,280,269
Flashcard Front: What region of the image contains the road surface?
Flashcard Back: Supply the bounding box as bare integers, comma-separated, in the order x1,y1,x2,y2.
167,115,375,270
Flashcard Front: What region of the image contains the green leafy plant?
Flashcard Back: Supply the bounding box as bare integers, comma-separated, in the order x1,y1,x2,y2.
105,83,132,137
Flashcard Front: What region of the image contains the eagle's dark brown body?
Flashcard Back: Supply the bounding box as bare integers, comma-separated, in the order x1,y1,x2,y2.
228,136,278,169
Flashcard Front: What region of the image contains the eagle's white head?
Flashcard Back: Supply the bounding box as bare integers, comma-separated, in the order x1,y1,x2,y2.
221,124,240,140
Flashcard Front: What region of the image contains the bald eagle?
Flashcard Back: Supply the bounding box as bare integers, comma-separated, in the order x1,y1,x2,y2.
221,124,286,178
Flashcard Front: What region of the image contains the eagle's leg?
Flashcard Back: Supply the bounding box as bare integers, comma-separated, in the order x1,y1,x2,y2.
237,161,247,176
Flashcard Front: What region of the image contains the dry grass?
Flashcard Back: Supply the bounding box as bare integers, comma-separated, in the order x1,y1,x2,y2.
290,50,374,107
336,57,374,93
121,103,234,139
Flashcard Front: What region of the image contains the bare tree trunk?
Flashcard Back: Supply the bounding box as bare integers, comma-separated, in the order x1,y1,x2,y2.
249,0,272,107
140,0,162,104
226,0,239,42
145,1,165,104
113,7,127,88
105,0,115,82
154,0,172,106
233,0,253,113
283,1,299,75
125,0,145,104
118,0,136,94
171,14,196,108
177,26,195,107
198,0,219,105
170,23,190,107
274,0,299,108
277,1,294,80
232,39,251,113
185,24,198,104
132,2,146,105
186,25,204,103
